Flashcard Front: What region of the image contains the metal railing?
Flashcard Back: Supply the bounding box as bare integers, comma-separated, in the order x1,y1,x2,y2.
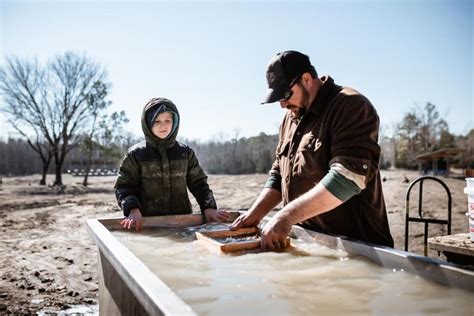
404,176,452,256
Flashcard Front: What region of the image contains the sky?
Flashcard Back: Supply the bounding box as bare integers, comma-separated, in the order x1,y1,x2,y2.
0,0,472,142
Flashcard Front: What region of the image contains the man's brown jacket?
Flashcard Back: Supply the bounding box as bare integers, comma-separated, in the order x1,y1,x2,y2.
266,76,394,247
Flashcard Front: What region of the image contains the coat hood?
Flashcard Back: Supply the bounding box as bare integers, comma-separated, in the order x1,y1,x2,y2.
141,97,180,149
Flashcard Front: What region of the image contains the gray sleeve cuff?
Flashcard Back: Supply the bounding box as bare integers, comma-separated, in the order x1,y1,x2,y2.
320,169,361,202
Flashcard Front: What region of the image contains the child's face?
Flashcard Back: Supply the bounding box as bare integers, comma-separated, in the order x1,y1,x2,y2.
151,112,173,139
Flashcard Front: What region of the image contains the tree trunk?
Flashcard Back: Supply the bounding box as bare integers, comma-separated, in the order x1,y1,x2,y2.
53,162,63,186
83,171,89,187
40,163,48,185
53,151,63,186
82,153,91,186
39,155,52,185
83,142,93,187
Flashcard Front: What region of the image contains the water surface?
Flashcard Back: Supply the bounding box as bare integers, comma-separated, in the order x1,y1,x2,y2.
113,225,473,315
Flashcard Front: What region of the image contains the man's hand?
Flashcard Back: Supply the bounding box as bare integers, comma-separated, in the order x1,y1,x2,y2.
230,211,261,231
204,208,231,223
120,208,143,231
230,187,282,231
260,213,292,251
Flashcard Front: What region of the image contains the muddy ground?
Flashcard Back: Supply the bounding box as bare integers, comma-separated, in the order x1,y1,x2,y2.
0,170,470,314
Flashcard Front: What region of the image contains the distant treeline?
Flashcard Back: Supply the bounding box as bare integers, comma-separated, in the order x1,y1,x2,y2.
0,132,278,176
185,132,279,174
2,122,472,178
0,138,46,175
0,137,130,176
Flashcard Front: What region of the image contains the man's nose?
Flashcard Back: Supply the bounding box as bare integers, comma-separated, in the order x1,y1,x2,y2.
279,100,287,108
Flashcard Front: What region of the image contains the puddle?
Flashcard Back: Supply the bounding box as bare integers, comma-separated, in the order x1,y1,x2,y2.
37,304,98,315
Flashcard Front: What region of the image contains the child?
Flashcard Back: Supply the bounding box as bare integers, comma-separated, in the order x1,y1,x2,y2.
115,97,229,230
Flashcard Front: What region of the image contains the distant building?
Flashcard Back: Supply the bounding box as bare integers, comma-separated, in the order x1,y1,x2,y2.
415,148,465,177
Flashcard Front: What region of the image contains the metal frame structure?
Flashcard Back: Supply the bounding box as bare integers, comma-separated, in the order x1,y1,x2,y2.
404,176,452,256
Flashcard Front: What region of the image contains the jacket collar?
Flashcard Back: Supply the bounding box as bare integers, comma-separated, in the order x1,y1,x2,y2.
306,75,342,118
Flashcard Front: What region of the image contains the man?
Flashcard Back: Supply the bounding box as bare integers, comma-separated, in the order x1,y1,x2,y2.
231,50,393,249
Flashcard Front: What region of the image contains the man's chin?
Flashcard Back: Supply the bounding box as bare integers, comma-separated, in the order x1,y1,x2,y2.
288,107,303,118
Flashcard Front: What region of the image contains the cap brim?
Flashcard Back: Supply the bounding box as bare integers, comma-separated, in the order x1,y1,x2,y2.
261,88,283,104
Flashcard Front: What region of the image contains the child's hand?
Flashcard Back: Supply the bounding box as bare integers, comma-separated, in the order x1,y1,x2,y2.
204,208,231,223
120,208,143,231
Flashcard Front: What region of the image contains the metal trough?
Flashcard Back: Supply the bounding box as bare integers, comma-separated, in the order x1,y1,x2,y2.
86,214,474,315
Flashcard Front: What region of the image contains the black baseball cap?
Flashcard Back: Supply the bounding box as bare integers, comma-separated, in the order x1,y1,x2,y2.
261,50,316,104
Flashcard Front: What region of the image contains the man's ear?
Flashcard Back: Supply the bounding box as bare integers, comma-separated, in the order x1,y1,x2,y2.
301,72,312,87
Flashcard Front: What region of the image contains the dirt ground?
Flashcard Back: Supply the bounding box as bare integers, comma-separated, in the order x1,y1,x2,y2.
0,170,471,314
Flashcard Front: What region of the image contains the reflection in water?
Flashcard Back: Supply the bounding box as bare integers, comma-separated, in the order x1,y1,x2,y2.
113,226,472,315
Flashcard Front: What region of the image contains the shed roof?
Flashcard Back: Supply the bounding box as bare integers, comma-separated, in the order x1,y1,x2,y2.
415,148,465,160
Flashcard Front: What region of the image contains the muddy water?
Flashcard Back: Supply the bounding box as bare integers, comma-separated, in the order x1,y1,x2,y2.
113,226,473,315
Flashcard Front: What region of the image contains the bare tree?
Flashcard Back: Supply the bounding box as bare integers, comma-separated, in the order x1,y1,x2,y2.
96,111,130,164
0,52,110,186
419,102,449,152
455,129,474,171
82,81,111,186
393,102,453,168
0,58,54,184
396,111,421,168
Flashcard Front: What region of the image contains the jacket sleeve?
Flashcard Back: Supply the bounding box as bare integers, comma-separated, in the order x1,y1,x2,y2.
264,120,287,192
186,148,217,211
329,95,381,186
114,153,142,217
264,139,284,192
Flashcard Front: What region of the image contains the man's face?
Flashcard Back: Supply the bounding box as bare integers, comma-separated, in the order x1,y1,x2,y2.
279,81,310,118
